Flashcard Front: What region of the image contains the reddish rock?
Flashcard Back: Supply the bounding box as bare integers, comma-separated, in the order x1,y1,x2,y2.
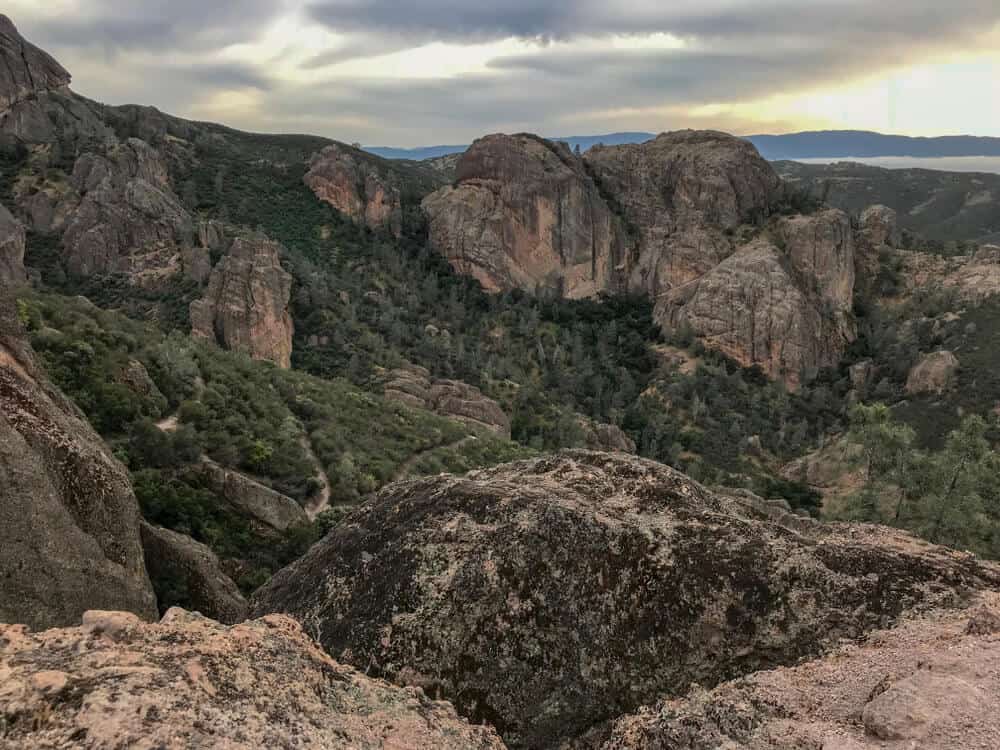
305,143,403,236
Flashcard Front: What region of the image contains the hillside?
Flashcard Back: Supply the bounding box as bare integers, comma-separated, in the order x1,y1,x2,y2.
777,159,1000,244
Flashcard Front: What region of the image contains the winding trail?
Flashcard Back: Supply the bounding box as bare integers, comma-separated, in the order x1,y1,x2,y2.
300,432,332,520
392,435,478,483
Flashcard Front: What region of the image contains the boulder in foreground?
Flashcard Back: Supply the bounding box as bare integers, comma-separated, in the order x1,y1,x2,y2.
0,609,506,750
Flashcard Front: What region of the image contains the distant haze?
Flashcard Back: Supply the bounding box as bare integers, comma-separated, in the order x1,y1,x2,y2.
794,156,1000,175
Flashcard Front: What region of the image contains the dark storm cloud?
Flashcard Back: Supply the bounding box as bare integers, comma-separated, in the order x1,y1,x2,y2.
305,0,1000,46
30,0,285,53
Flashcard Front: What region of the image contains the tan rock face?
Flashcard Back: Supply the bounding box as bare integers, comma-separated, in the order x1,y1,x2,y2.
0,608,507,750
905,350,959,395
0,297,156,630
252,450,998,748
305,144,403,236
603,594,1000,750
60,138,193,280
662,237,854,387
422,133,631,298
139,522,248,625
424,131,857,387
190,236,294,369
382,363,512,438
0,201,25,284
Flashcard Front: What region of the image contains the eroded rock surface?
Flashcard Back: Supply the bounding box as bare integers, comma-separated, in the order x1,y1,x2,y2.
306,143,404,236
0,296,156,629
0,609,507,750
423,133,631,298
381,363,511,437
602,594,1000,750
190,236,294,368
252,451,998,748
140,522,248,625
0,201,25,284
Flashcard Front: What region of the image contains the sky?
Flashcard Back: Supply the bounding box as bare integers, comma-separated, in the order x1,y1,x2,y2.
8,0,1000,146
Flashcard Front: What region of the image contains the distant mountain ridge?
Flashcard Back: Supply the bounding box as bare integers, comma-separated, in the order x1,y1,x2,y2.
366,130,1000,162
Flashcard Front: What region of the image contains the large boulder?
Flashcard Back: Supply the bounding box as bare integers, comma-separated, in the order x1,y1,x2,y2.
197,459,309,532
139,521,248,625
0,608,506,750
0,297,156,629
0,14,70,113
305,143,404,236
602,594,1000,750
905,350,959,396
252,451,998,748
0,201,25,284
422,133,631,298
190,236,295,369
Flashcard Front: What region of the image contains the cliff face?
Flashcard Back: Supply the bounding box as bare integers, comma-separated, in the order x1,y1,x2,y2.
423,133,631,298
60,138,193,279
0,296,156,630
252,451,999,748
190,236,294,369
423,131,858,387
0,14,70,113
305,143,404,236
0,609,506,750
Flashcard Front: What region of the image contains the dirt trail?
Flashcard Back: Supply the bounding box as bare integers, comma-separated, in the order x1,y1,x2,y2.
392,435,478,482
300,432,332,520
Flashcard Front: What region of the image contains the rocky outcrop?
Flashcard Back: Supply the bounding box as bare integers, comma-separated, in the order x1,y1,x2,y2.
252,451,999,748
140,522,248,624
905,350,959,395
305,143,404,236
0,608,506,750
0,201,25,284
424,131,857,387
382,363,512,437
579,418,637,453
190,236,294,368
0,296,156,630
663,237,854,387
856,203,899,294
602,593,1000,749
0,15,111,146
781,436,865,509
587,130,783,293
422,133,631,298
59,137,192,280
197,459,308,532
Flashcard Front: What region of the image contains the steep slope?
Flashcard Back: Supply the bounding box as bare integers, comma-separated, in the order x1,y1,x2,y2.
253,451,999,748
0,608,506,749
0,289,156,629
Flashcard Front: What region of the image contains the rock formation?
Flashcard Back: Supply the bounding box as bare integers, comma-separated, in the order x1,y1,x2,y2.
423,131,858,387
197,458,309,531
381,363,512,437
0,296,156,630
58,137,192,279
0,14,111,146
0,608,506,750
602,593,1000,750
252,451,999,748
905,350,959,395
855,203,899,294
0,201,25,284
305,143,404,236
140,522,248,624
578,418,637,453
422,133,631,298
190,236,294,369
